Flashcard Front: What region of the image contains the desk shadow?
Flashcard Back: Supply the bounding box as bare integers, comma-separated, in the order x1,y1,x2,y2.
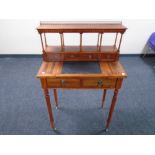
52,127,108,135
52,127,109,135
142,42,155,56
141,56,155,72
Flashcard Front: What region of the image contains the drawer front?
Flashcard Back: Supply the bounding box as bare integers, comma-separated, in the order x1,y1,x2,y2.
47,78,116,88
99,53,117,61
47,78,80,88
61,79,80,88
82,78,116,88
47,79,61,88
79,54,98,60
64,53,99,61
64,54,79,60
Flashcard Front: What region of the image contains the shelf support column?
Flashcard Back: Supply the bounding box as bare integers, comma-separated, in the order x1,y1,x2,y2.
118,33,123,51
97,33,101,51
99,33,103,51
60,33,64,51
80,33,83,51
44,33,47,47
114,33,118,46
39,33,45,53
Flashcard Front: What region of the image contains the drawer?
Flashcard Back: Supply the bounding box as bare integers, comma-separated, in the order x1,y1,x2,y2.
47,78,116,88
47,78,80,88
61,79,80,88
82,78,116,88
80,54,98,60
47,53,64,61
64,53,98,60
47,79,61,88
99,53,116,61
64,54,79,60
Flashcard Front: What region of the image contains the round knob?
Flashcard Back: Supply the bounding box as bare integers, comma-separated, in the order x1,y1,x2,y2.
61,80,65,85
88,55,92,59
70,55,75,58
97,80,103,87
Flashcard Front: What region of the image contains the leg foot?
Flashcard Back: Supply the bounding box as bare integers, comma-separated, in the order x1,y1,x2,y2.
104,128,109,132
51,121,55,129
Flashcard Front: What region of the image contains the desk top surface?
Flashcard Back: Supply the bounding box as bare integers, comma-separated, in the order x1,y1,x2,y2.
37,61,127,79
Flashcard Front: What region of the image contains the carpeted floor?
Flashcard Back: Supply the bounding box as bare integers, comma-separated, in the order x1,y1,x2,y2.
0,56,155,135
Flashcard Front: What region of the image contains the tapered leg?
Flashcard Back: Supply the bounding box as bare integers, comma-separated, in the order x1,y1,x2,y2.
101,89,107,108
43,88,55,128
105,89,119,130
53,89,58,108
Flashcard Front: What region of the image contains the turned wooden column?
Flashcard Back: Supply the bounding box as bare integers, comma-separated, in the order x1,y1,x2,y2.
43,88,55,128
53,89,58,108
105,89,119,129
101,89,107,108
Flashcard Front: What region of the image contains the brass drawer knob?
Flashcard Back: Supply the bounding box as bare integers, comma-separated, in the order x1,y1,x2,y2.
61,80,65,85
88,55,92,58
97,80,103,87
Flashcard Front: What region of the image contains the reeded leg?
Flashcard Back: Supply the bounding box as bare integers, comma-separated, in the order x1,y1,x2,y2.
105,89,119,130
101,89,107,108
43,88,55,129
53,89,58,108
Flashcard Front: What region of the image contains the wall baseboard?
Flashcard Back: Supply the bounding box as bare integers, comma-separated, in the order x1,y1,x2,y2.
0,54,155,58
0,54,42,58
121,54,155,57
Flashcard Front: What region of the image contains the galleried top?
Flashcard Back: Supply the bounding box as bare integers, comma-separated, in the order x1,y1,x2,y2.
37,21,127,33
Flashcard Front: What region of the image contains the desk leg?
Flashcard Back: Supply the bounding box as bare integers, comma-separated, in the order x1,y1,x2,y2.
43,88,55,129
101,89,107,108
105,89,119,130
53,89,58,108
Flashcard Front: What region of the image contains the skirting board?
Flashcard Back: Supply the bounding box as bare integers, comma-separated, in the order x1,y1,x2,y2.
0,54,155,58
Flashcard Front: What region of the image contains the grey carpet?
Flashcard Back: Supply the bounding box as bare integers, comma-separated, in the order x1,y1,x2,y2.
0,56,155,135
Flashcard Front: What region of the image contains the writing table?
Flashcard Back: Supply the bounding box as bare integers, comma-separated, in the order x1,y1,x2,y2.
36,21,127,131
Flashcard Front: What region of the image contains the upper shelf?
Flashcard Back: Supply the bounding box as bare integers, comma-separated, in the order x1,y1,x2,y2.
37,21,127,33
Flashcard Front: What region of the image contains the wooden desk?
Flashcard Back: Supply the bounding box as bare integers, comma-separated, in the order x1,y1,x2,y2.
36,21,127,131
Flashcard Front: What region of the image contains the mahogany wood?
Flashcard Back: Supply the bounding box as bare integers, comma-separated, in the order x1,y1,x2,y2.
43,86,55,128
44,33,47,47
37,61,127,79
36,21,127,130
37,22,127,62
39,34,45,53
106,89,119,129
114,33,118,46
42,45,119,62
37,22,127,33
99,33,103,51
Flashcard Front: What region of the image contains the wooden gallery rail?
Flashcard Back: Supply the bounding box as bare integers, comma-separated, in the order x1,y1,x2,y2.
36,21,127,131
